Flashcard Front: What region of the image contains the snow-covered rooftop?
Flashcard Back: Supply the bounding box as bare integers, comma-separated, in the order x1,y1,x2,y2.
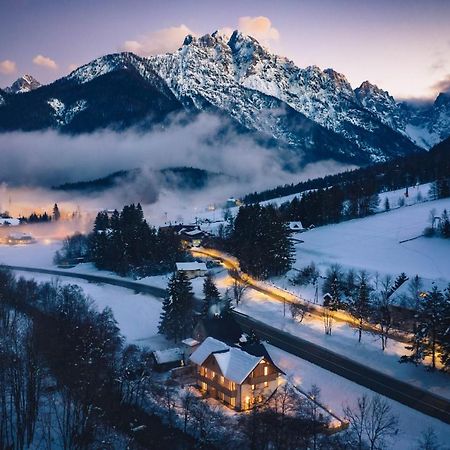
182,337,200,347
0,218,20,226
214,347,263,384
8,232,34,240
190,337,229,365
190,337,264,384
176,262,208,271
183,229,204,236
288,221,304,231
153,347,184,364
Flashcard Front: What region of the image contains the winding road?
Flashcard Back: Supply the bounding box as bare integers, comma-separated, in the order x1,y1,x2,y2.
191,247,409,342
3,263,450,425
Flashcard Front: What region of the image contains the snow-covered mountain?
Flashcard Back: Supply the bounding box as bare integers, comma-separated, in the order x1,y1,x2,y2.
354,80,450,149
0,30,448,164
5,74,41,94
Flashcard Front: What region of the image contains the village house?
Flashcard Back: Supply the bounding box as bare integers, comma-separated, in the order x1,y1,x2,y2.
190,337,284,411
178,228,207,247
176,261,208,279
0,216,21,227
0,232,35,245
287,221,305,233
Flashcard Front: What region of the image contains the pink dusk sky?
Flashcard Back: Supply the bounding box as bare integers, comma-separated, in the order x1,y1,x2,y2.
0,0,449,100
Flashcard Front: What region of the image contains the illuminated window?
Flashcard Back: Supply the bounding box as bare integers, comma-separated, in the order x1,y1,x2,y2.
221,376,225,384
211,371,215,378
264,381,268,388
251,384,255,390
231,382,235,390
264,366,268,376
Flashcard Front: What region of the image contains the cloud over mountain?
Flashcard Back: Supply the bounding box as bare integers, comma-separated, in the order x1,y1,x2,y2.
121,24,195,56
33,54,58,70
0,59,17,75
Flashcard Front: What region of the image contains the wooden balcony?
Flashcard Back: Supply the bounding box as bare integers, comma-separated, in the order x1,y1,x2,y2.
198,374,237,397
248,372,279,385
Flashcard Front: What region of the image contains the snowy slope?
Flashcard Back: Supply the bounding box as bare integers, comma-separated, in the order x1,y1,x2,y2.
149,31,419,162
294,196,450,282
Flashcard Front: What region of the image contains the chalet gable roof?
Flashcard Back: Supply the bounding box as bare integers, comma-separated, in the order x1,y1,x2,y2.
190,337,265,384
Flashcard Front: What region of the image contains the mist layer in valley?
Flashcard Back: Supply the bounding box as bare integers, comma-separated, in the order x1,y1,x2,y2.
0,112,351,228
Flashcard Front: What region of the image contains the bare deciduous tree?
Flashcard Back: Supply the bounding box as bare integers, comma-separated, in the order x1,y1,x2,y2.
416,427,441,450
230,270,249,306
372,275,394,351
344,394,399,450
322,307,333,335
290,302,306,323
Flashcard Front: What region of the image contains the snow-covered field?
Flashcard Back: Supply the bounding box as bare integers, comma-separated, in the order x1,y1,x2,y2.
292,195,450,283
267,345,450,450
13,270,167,347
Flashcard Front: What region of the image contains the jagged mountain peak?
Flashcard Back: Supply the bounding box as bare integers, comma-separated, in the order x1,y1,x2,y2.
1,30,448,162
355,80,393,100
435,91,450,107
5,74,41,94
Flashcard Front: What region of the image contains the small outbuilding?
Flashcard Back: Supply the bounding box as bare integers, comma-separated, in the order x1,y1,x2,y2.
287,221,305,233
176,262,208,279
152,347,185,372
0,217,20,227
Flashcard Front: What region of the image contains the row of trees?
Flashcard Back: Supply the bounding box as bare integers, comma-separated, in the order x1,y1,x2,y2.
243,135,450,205
18,203,61,223
226,204,294,279
291,264,450,370
56,204,185,276
279,180,380,228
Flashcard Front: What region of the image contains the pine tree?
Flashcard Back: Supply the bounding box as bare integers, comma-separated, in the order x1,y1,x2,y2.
349,272,372,343
322,265,343,303
221,290,234,317
410,286,445,370
384,197,390,211
439,285,450,370
439,210,450,238
52,203,61,221
201,273,220,318
158,271,194,342
231,204,294,279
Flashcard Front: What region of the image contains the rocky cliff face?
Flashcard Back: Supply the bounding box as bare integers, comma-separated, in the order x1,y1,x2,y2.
5,74,42,94
1,30,448,165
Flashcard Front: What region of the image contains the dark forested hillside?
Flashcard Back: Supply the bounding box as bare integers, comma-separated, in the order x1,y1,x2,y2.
243,136,450,204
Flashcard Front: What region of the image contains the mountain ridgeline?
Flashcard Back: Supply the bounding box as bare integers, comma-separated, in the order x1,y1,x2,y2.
53,166,226,193
1,31,449,165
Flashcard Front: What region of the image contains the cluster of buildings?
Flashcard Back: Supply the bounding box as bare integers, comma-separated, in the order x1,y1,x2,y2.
152,315,284,411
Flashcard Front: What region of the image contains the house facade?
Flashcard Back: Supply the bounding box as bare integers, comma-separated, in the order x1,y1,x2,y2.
176,262,208,279
190,337,283,411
